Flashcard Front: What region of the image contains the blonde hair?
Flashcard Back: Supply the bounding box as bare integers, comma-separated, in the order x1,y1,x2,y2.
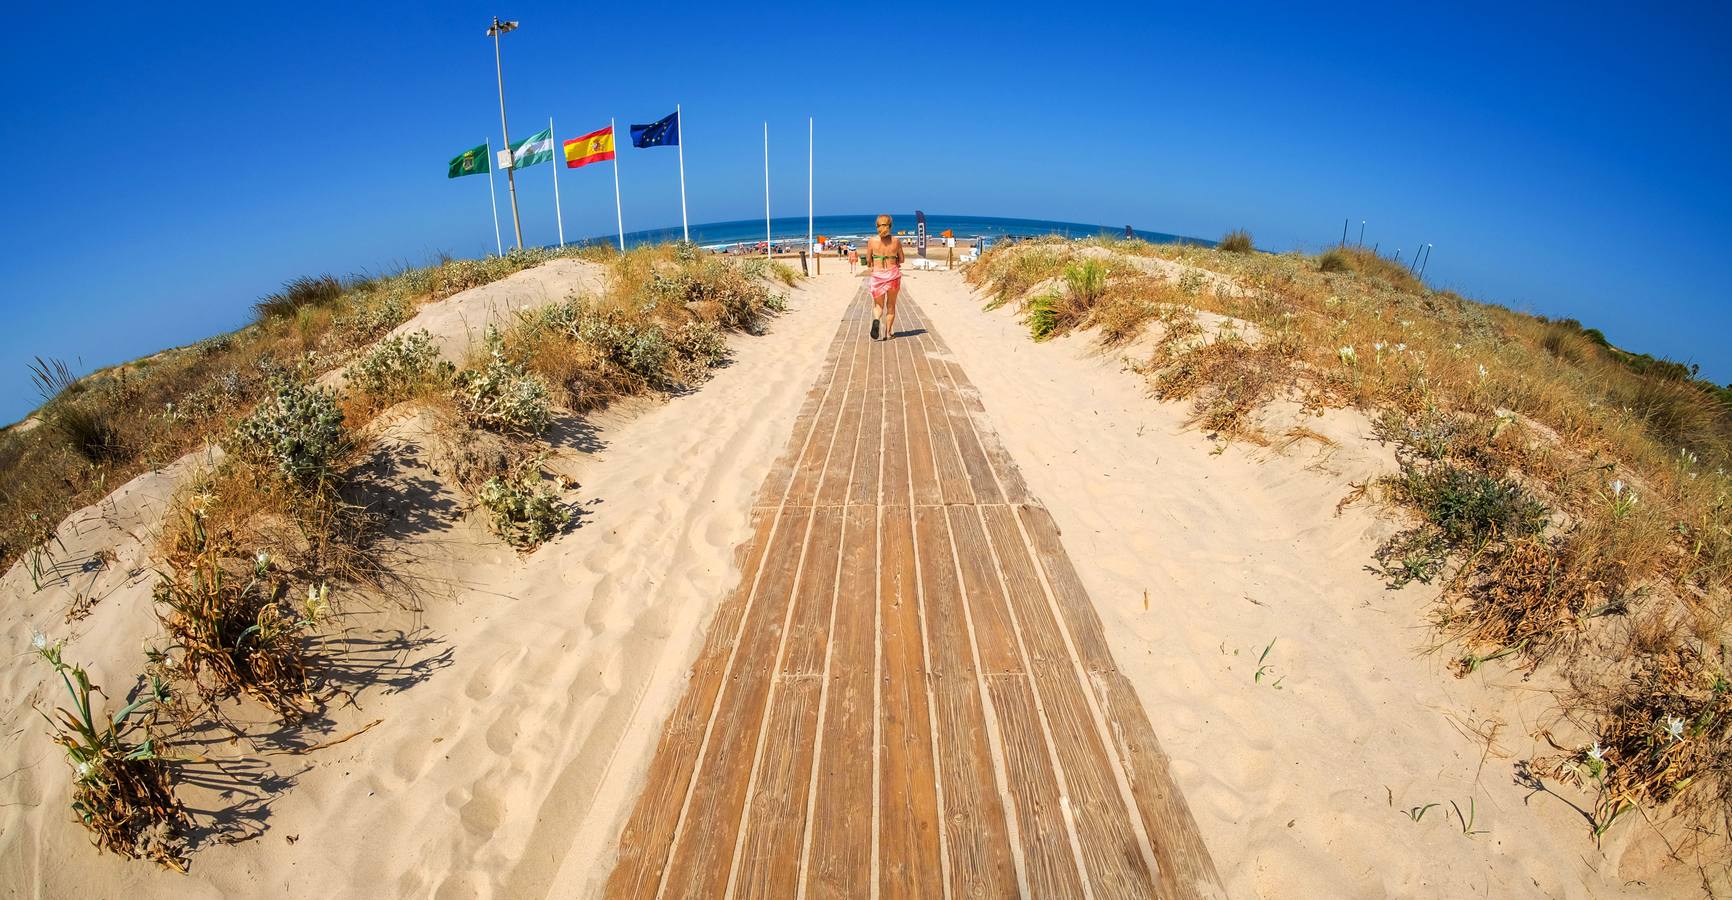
876,214,893,226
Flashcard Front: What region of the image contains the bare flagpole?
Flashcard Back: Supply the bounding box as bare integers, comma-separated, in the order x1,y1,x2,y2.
550,117,565,248
676,104,689,242
807,116,813,262
486,138,502,255
611,117,625,252
488,17,524,250
763,122,771,263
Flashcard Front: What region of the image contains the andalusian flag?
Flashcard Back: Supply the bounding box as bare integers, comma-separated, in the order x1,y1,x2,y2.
565,126,616,169
510,127,555,169
448,142,490,178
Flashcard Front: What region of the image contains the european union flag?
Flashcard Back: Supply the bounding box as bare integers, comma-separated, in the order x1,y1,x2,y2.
630,111,680,148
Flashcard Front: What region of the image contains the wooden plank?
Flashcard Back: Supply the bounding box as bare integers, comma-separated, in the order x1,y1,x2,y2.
756,306,859,508
877,504,943,900
804,503,878,900
1015,504,1118,674
913,505,1018,898
1034,660,1159,899
897,331,942,506
816,317,870,507
654,507,814,900
1092,670,1227,900
787,304,867,505
847,334,886,507
985,674,1087,900
938,355,1030,505
781,506,847,677
902,297,973,506
943,506,1023,677
733,677,824,900
879,328,912,506
930,679,1019,900
979,505,1159,896
922,337,1004,505
604,508,779,899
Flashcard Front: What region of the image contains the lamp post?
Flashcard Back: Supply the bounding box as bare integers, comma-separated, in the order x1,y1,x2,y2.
488,16,524,251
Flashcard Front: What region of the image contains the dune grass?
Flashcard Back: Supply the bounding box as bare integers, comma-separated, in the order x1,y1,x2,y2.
11,242,791,867
969,236,1732,848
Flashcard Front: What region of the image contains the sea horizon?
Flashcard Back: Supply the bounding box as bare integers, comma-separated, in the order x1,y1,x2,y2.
557,213,1211,253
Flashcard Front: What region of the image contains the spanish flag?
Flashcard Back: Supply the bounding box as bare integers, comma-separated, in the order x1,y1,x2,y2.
565,126,616,169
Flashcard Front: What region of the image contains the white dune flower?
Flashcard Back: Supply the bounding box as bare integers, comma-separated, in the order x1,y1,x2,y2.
1395,343,1407,352
31,631,48,650
1587,743,1605,762
1338,346,1357,365
76,761,92,778
1477,363,1488,379
1612,479,1625,497
1665,716,1685,742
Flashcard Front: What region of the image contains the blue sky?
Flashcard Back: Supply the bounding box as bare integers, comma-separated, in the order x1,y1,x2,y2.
1,2,1728,425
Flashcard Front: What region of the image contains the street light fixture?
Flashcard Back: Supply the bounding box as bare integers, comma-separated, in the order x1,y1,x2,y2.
488,16,524,251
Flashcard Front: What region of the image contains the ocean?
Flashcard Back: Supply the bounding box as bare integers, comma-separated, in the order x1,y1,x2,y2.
560,214,1208,253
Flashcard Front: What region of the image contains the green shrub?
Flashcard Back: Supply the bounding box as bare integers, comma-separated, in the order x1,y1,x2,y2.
1391,461,1549,548
1063,259,1108,310
349,329,452,403
1027,292,1063,341
478,458,570,548
1218,229,1254,253
452,326,553,435
229,376,346,487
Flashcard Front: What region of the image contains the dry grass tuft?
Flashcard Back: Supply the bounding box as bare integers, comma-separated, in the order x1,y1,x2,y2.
1218,229,1254,253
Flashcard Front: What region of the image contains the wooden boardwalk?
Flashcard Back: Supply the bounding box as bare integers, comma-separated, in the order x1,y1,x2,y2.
603,288,1224,900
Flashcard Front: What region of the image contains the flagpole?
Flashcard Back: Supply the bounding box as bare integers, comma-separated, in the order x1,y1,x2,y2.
486,138,502,256
611,117,625,252
807,116,813,264
549,118,566,248
769,119,775,261
676,103,689,243
489,17,524,250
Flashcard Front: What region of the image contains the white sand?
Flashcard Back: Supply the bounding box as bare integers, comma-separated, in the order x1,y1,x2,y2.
0,266,857,899
1,262,1705,898
902,267,1698,899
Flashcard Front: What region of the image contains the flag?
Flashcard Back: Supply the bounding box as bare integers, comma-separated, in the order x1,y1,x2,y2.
448,142,490,178
510,127,555,169
630,111,679,148
940,229,953,239
565,126,616,169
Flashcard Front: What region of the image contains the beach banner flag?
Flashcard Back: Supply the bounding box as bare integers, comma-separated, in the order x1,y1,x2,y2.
630,111,680,148
448,143,490,178
565,126,616,169
916,209,928,258
510,127,555,169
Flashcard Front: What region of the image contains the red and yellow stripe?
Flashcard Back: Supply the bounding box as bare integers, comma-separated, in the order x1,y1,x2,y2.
565,126,616,169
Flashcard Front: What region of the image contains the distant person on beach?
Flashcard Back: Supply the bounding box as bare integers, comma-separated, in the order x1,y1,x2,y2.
858,214,903,340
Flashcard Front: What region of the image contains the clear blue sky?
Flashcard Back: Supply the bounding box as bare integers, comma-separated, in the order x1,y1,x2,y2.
2,2,1728,425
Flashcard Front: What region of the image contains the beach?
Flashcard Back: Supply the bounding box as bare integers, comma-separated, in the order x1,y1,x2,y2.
0,262,1709,898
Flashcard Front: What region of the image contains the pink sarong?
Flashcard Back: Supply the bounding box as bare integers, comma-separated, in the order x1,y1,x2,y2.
869,265,902,299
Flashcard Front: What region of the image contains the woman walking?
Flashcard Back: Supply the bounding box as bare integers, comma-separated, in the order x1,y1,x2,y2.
859,214,903,340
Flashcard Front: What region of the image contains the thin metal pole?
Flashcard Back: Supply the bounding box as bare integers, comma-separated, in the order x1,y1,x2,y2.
807,116,813,266
676,104,689,242
611,117,625,252
1340,218,1348,246
491,19,523,250
1418,244,1433,279
486,138,502,255
1409,241,1423,274
550,117,564,248
1358,221,1365,247
769,119,775,261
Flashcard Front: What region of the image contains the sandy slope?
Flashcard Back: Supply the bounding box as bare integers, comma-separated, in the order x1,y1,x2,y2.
903,267,1697,899
2,261,1704,898
0,265,856,899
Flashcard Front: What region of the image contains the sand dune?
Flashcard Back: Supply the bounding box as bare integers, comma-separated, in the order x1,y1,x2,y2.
1,263,1702,898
